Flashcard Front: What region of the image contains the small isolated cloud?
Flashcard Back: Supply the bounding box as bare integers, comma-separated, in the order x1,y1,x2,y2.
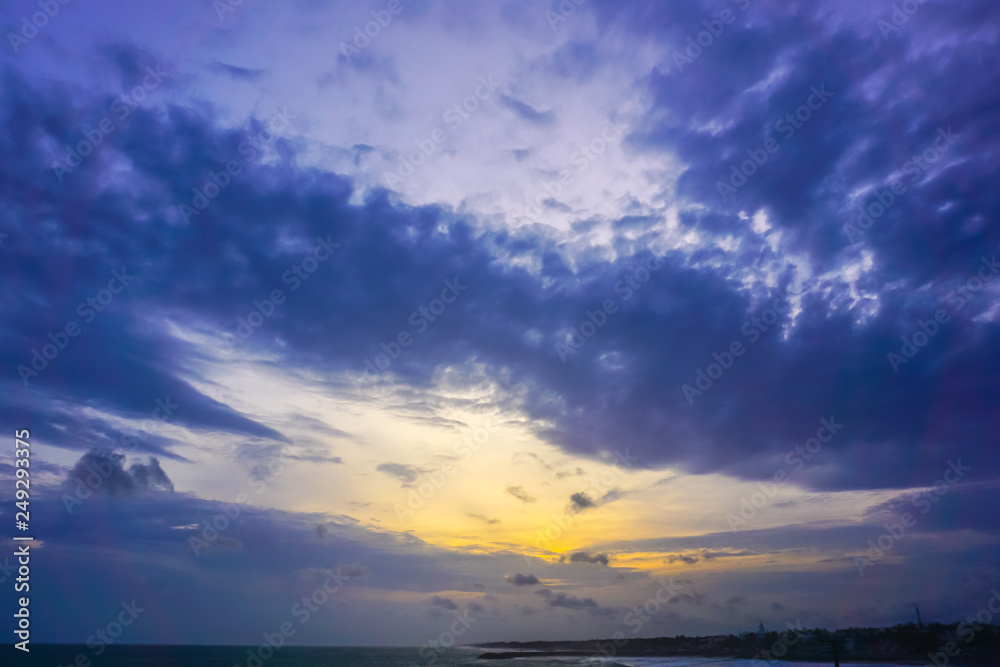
340,563,370,579
536,589,598,609
569,492,595,512
65,450,173,496
506,573,541,586
498,94,555,124
506,485,536,503
670,592,707,606
771,602,786,611
598,488,623,504
208,61,265,81
666,553,700,565
430,595,458,610
467,512,500,525
376,462,423,486
563,551,610,565
726,596,747,606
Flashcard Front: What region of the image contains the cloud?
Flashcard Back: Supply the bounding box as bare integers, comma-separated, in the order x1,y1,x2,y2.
340,563,372,579
536,589,598,609
498,94,555,124
5,46,997,496
64,450,173,496
506,485,536,503
467,512,500,525
669,593,707,606
208,61,265,81
375,463,424,486
563,551,610,565
666,553,700,565
569,492,596,512
430,595,458,610
2,0,999,646
506,573,541,586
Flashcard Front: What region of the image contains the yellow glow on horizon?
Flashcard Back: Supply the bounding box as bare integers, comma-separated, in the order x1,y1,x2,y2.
164,339,896,581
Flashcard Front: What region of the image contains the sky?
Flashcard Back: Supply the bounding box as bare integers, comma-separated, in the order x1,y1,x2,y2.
1,0,999,650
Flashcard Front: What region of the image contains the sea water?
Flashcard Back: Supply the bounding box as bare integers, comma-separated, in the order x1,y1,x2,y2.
8,644,915,666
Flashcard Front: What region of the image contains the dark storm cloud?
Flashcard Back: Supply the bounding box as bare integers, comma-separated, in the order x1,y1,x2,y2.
1,0,999,510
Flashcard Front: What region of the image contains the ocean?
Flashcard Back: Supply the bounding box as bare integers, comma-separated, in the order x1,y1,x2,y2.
8,645,916,666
